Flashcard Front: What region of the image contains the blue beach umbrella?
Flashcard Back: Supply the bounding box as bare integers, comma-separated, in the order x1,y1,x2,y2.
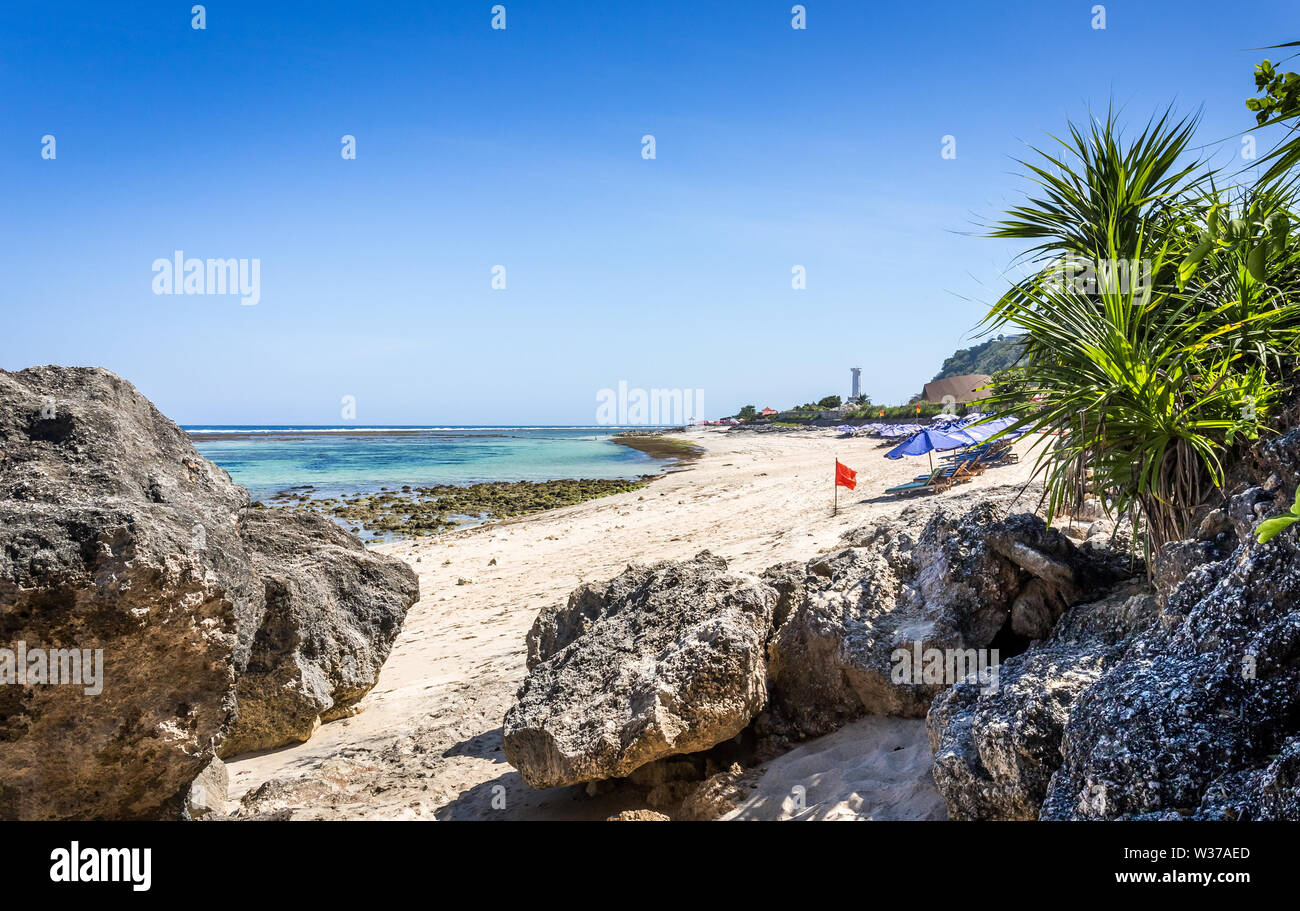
884,428,976,470
959,415,1016,442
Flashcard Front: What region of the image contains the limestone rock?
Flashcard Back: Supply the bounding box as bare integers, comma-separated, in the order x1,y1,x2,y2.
607,809,670,821
185,758,229,819
0,366,417,819
503,552,776,789
218,510,419,756
677,763,754,821
764,502,1137,738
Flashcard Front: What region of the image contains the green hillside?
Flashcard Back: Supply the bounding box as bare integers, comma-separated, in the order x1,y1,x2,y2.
931,335,1026,382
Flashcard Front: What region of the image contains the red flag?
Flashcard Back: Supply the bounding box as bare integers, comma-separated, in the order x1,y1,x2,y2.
835,460,857,490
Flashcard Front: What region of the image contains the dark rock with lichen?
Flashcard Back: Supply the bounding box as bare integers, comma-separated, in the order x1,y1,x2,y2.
927,581,1157,819
1040,486,1300,819
925,479,1300,821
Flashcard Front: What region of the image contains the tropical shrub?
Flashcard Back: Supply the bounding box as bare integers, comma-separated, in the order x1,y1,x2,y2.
982,109,1300,555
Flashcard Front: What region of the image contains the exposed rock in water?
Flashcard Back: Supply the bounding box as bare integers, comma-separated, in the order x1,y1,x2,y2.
927,582,1157,819
503,551,776,789
0,366,417,819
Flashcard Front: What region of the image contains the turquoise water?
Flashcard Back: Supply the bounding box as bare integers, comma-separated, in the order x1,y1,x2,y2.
186,426,669,501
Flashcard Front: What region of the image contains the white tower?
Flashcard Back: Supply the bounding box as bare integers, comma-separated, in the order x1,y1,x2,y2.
850,367,862,401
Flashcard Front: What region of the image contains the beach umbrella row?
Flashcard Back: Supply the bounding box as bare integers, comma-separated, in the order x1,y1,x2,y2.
884,427,976,460
882,416,1024,468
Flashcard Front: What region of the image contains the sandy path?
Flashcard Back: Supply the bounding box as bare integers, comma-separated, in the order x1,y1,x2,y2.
225,427,1035,818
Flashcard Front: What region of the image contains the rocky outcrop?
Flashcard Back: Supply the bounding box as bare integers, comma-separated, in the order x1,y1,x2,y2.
504,494,1140,798
218,510,418,756
925,482,1300,821
1193,736,1300,820
762,502,1138,739
0,366,417,819
1041,487,1300,819
927,582,1157,819
502,552,776,789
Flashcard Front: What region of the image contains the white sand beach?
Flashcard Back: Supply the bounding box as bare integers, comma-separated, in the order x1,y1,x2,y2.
225,427,1037,819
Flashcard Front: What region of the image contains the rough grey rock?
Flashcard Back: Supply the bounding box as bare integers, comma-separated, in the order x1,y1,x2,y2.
1040,486,1300,819
503,552,776,789
1009,578,1064,640
1227,486,1275,541
763,502,1137,739
927,582,1157,819
1257,428,1300,491
0,366,417,819
1193,735,1300,821
1151,538,1222,609
218,510,419,756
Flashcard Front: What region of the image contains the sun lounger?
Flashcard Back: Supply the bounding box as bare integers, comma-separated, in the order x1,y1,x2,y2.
885,467,953,496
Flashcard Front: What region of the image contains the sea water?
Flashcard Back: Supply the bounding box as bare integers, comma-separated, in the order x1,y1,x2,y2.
186,426,669,501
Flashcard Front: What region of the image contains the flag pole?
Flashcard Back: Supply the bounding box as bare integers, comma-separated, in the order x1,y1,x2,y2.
833,460,838,517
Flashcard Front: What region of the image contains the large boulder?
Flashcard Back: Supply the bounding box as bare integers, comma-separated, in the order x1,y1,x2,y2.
1040,487,1300,819
927,582,1157,819
762,502,1136,739
218,510,418,756
925,480,1300,822
0,366,417,819
503,552,776,789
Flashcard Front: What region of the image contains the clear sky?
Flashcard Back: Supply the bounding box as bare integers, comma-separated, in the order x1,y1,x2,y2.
1,1,1294,424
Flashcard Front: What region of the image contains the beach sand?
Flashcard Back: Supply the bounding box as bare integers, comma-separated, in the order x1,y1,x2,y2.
224,426,1037,819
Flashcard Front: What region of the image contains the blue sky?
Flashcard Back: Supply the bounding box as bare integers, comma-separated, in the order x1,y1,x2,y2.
1,0,1294,424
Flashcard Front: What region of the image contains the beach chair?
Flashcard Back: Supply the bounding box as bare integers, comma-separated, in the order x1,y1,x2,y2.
885,467,953,497
913,465,970,484
936,448,988,477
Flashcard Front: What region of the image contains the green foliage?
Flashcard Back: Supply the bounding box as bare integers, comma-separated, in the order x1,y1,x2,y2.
931,335,1027,381
846,402,947,420
1257,486,1300,543
1246,44,1300,182
817,395,842,409
737,404,758,421
983,108,1300,554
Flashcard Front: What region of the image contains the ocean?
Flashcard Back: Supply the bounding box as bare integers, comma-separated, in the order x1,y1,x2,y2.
186,426,672,501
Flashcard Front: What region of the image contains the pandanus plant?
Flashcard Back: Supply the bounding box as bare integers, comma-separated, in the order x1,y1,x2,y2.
981,110,1300,557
